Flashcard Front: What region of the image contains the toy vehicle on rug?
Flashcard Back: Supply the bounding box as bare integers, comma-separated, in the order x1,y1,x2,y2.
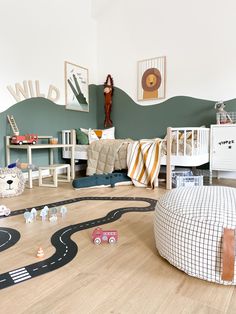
92,227,118,245
0,205,11,216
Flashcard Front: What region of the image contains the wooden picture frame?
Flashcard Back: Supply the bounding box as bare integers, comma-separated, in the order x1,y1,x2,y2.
65,61,89,112
137,56,166,101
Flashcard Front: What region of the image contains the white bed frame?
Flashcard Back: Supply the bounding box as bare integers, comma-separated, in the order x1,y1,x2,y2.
61,127,210,189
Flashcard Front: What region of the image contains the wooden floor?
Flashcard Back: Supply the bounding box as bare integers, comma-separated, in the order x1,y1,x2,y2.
1,178,236,314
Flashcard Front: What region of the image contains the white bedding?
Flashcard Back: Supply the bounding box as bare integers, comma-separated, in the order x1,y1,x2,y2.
61,127,210,189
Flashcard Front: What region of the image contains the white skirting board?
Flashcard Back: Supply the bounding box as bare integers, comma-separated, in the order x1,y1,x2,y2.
213,170,236,179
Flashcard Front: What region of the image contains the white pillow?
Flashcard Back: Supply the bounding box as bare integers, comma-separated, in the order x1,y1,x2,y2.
101,127,115,140
88,129,99,144
80,127,89,135
88,127,115,144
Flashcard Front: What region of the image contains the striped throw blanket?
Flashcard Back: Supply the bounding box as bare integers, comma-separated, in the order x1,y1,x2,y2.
127,139,162,188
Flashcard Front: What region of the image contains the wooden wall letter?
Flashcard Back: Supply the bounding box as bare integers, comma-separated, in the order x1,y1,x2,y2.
47,85,60,102
7,80,60,103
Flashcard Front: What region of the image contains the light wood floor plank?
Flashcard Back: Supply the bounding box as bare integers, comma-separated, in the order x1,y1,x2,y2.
0,179,235,313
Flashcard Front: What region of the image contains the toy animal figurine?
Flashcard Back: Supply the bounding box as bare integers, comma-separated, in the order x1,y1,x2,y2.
104,74,114,128
215,101,232,124
24,211,33,223
72,172,132,189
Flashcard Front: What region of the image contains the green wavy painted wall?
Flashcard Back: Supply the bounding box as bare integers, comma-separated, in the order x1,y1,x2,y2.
0,85,97,166
1,83,236,168
97,86,236,139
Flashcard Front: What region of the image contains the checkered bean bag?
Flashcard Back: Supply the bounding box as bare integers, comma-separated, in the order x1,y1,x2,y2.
154,186,236,285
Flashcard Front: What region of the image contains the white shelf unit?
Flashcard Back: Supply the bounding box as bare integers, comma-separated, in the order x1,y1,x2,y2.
210,124,236,174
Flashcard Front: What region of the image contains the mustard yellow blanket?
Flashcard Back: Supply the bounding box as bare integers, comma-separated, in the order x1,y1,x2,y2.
127,139,163,188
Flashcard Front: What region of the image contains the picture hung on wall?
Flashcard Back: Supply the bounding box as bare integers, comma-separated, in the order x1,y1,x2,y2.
65,61,89,112
137,56,166,101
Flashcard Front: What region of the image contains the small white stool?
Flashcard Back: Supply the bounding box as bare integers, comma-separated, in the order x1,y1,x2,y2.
38,164,71,188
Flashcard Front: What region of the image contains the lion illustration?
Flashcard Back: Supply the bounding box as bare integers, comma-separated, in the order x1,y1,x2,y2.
142,68,161,100
0,167,25,198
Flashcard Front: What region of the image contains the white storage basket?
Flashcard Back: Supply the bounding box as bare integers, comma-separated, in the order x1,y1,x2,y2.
172,175,203,188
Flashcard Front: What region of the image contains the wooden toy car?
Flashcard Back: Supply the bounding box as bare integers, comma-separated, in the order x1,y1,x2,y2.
10,134,38,145
92,227,118,245
0,205,11,216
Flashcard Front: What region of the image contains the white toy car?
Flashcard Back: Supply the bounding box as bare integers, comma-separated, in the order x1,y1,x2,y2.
0,205,11,216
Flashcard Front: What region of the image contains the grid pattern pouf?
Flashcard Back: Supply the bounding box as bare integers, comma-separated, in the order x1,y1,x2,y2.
154,186,236,285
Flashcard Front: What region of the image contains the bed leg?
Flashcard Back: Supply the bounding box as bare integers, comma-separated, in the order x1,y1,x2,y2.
166,127,172,190
70,129,76,179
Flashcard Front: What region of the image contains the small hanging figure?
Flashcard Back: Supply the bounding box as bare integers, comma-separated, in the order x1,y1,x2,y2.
104,74,114,128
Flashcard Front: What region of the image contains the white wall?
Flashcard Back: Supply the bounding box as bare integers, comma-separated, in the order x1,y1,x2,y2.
0,0,97,112
95,0,236,105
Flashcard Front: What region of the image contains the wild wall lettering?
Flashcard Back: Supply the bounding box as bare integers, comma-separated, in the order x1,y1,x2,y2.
7,80,60,103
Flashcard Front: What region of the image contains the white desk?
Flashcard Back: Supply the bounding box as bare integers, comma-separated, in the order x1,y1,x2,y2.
5,136,75,188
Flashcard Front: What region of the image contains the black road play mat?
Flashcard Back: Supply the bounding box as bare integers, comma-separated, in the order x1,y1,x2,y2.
0,196,157,290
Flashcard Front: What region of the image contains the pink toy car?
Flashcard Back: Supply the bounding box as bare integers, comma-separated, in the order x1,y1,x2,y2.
92,227,118,245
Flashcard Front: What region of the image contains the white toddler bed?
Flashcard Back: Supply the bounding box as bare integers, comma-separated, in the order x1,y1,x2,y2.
61,127,210,189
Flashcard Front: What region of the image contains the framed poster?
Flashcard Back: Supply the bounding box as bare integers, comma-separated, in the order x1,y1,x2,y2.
65,61,89,112
137,56,166,101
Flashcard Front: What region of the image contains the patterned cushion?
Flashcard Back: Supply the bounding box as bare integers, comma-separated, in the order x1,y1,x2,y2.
154,186,236,285
88,127,115,144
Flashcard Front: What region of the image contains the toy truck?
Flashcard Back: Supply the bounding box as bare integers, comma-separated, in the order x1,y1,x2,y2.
10,134,38,145
92,227,118,245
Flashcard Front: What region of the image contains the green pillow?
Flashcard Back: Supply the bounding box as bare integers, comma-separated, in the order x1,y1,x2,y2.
76,129,89,145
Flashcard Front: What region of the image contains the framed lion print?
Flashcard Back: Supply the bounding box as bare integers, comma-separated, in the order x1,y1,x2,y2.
137,56,166,101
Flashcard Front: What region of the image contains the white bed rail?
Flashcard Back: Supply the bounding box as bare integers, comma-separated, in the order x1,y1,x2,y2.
166,127,210,190
168,127,209,156
61,130,76,158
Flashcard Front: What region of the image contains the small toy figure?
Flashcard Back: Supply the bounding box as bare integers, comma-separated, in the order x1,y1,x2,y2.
49,207,57,216
40,206,49,221
0,205,11,216
49,208,58,222
49,215,58,223
37,247,44,258
215,101,232,124
92,227,118,245
24,210,33,223
31,208,37,220
60,206,68,217
104,74,114,128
